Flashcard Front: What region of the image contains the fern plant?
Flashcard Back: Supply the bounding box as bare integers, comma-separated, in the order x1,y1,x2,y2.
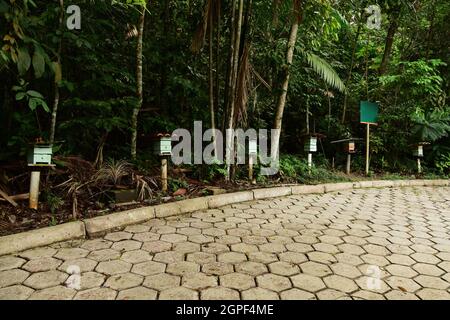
411,108,450,142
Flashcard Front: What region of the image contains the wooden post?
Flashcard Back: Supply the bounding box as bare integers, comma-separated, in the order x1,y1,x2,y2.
161,157,168,192
29,171,41,209
365,123,370,175
417,158,422,174
248,155,254,182
346,154,351,175
308,153,312,171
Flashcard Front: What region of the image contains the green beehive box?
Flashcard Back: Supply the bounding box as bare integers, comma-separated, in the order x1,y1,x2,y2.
249,140,258,155
154,137,172,156
413,145,424,157
304,137,317,153
28,144,53,165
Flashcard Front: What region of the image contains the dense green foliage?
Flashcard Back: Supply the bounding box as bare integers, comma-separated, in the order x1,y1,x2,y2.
1,0,449,177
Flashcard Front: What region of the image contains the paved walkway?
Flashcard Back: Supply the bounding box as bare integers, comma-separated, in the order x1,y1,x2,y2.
1,186,450,300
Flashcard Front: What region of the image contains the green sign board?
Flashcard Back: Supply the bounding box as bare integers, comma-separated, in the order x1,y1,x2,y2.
360,101,379,124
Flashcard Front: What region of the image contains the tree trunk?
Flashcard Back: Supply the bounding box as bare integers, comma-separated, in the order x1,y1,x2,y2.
341,12,363,124
131,9,145,160
50,0,64,144
225,0,244,181
209,6,217,156
379,10,400,75
272,0,301,159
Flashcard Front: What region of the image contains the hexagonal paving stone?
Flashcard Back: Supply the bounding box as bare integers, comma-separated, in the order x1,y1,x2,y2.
23,270,68,290
131,261,166,276
0,256,26,271
256,274,291,292
153,251,184,264
143,273,180,291
230,243,259,254
352,290,385,300
385,264,418,278
166,261,200,276
188,234,214,244
335,253,364,266
111,240,142,252
160,234,188,244
87,249,121,262
410,253,441,265
414,275,449,290
173,242,201,254
104,231,133,242
386,254,416,266
96,260,132,275
307,252,337,264
186,252,216,265
330,263,362,279
285,243,313,253
217,252,247,264
412,263,444,276
0,285,34,300
323,275,358,293
299,261,332,277
159,287,198,300
58,258,97,273
248,252,278,264
259,243,286,254
385,290,419,300
385,276,421,293
242,235,268,245
132,232,160,242
80,239,112,251
54,248,89,261
177,227,202,236
268,261,299,276
280,289,315,300
220,273,255,290
201,243,230,254
117,287,157,300
19,247,57,260
29,286,76,300
355,276,390,294
201,287,240,300
316,289,349,300
124,225,150,233
120,250,153,264
242,287,279,300
141,241,172,254
278,252,307,264
79,272,105,290
291,274,326,293
74,288,117,300
416,288,450,300
0,269,29,288
361,254,390,267
313,243,340,254
235,262,267,276
182,273,217,290
202,262,234,276
104,273,143,290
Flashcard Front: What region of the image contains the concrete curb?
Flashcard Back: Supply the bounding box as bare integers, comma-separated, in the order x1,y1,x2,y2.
0,221,85,256
0,179,448,256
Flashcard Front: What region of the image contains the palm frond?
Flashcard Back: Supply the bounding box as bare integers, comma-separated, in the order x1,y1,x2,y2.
304,52,345,92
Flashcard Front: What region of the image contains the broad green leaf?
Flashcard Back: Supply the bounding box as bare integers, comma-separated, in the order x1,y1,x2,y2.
32,46,45,78
15,92,26,101
17,47,31,75
26,90,44,98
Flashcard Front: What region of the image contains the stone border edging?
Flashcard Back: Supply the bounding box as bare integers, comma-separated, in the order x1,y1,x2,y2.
0,179,448,256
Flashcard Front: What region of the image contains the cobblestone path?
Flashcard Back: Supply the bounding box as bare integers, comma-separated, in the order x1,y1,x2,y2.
1,186,449,300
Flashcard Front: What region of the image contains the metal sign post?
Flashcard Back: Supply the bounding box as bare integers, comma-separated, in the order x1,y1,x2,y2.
360,101,379,176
